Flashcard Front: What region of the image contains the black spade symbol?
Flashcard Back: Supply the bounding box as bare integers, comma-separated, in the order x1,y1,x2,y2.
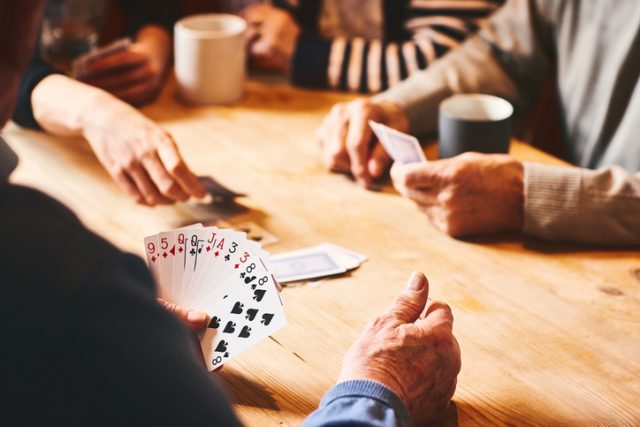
239,326,252,338
251,284,257,290
223,321,236,333
224,352,229,358
231,302,244,314
261,313,274,326
253,289,266,302
245,308,258,321
208,316,221,329
244,275,256,284
215,340,228,352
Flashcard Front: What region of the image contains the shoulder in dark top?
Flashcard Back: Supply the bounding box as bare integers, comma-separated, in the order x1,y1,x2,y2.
0,185,242,427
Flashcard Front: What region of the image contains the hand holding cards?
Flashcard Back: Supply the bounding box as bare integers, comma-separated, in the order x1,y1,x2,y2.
144,224,285,370
72,38,132,79
369,120,427,164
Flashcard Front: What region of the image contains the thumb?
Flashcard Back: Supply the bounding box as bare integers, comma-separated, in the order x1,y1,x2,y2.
386,272,430,324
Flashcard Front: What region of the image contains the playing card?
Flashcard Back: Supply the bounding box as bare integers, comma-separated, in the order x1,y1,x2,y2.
271,247,347,283
71,37,132,79
271,244,368,283
198,176,247,202
200,246,285,369
369,120,427,163
143,225,285,370
143,234,161,284
318,243,368,270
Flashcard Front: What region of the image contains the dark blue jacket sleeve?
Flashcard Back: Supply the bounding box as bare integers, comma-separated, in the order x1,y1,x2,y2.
303,380,411,427
12,58,58,130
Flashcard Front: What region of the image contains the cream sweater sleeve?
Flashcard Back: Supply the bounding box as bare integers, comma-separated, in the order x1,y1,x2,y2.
524,164,640,245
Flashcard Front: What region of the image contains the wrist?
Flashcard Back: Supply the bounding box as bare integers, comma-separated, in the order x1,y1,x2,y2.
379,101,410,133
80,88,130,137
506,159,525,231
338,367,407,408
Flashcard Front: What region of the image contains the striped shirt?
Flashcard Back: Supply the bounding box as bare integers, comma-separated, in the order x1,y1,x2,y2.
275,0,504,92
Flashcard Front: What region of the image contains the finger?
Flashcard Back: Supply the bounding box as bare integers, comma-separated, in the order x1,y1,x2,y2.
345,104,374,187
158,298,209,331
244,25,260,45
156,137,207,199
421,300,454,330
82,64,155,92
385,272,430,324
240,4,266,22
112,168,146,205
391,161,442,194
318,107,351,173
320,128,350,173
141,151,190,202
368,142,392,179
403,187,439,206
83,49,148,78
250,36,275,58
126,161,172,206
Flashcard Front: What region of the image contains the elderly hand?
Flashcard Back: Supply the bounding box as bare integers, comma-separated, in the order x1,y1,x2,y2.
82,92,206,206
339,272,461,425
316,98,409,188
241,4,300,74
391,153,524,237
79,26,170,105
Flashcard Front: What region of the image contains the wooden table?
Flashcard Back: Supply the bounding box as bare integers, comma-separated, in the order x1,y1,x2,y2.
5,78,640,426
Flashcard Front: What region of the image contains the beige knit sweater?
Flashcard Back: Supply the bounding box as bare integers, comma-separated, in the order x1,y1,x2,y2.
376,0,640,246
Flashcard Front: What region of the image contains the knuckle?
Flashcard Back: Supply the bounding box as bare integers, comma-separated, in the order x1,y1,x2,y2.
139,149,156,163
351,98,370,110
442,218,461,237
167,159,186,176
330,103,344,115
345,136,362,151
122,156,138,170
158,178,178,195
437,189,456,207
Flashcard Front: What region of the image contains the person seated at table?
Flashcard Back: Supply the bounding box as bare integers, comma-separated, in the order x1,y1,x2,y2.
315,0,640,246
239,0,504,93
13,2,206,206
40,0,178,105
2,2,460,426
13,69,206,206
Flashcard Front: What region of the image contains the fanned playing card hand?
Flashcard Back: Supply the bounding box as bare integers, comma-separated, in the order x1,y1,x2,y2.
144,225,285,370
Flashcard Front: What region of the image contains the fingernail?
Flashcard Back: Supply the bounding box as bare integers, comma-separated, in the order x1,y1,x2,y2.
187,310,206,323
406,272,425,291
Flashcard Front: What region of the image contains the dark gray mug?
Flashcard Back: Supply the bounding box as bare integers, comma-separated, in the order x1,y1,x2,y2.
438,94,513,159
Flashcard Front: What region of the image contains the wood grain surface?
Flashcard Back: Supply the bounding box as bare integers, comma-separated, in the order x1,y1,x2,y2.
5,77,639,426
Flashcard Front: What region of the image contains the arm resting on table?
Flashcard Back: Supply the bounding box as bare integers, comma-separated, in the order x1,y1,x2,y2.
303,380,411,427
524,163,640,245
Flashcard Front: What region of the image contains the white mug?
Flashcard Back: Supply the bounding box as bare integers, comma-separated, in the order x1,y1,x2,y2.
174,14,247,105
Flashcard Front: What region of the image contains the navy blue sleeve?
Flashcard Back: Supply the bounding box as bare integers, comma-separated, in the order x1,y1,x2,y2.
12,57,59,130
303,380,411,427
